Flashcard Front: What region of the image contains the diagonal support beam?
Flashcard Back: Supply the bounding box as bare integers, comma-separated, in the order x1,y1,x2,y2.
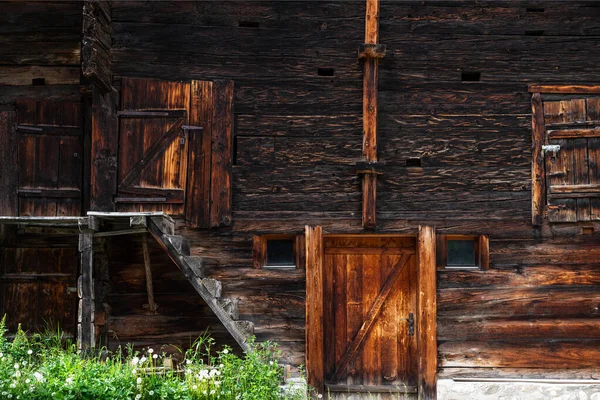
361,0,382,228
331,253,411,383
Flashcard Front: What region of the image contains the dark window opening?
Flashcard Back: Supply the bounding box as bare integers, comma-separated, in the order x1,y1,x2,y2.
265,239,295,268
32,78,45,86
446,240,477,267
318,68,335,77
238,21,260,28
406,158,422,168
461,71,481,82
525,30,545,36
526,7,545,12
582,227,595,235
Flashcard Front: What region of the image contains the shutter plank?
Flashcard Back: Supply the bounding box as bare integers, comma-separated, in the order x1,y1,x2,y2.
0,111,18,216
589,137,600,220
586,98,600,121
186,81,213,228
209,80,234,227
574,138,591,220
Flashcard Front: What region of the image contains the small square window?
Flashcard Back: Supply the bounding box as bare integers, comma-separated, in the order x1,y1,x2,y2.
447,240,476,267
266,239,295,267
437,235,489,270
253,234,305,269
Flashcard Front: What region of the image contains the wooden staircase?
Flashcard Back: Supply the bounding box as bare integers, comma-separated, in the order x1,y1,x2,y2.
146,217,254,352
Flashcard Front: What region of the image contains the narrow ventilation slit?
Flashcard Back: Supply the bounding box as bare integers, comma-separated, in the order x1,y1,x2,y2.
526,7,545,12
238,21,260,28
318,68,335,77
406,158,422,168
525,30,545,36
582,227,594,235
461,71,481,82
32,78,45,86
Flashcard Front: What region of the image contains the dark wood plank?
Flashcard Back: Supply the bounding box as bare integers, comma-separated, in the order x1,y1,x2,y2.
0,111,18,216
82,0,112,92
185,80,212,228
531,92,545,226
529,85,600,94
417,226,436,400
548,128,600,139
209,80,234,227
305,225,324,396
91,87,119,211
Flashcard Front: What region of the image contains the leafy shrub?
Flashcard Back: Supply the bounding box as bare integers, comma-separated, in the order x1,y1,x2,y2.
0,317,304,400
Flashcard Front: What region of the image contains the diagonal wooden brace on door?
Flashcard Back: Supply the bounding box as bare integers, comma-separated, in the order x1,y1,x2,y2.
119,117,185,188
331,252,412,383
359,0,385,229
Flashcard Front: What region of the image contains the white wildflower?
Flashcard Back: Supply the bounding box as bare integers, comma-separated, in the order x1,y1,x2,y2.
131,357,139,366
135,395,141,400
21,361,27,366
215,381,221,386
25,379,30,384
221,349,228,354
140,356,147,363
317,395,323,399
185,359,192,365
132,369,137,375
1,392,6,396
149,390,154,395
15,371,21,378
210,369,218,377
219,364,224,369
136,377,142,384
7,394,12,398
192,385,197,390
66,377,73,384
33,372,44,383
210,390,216,395
27,350,33,355
9,383,16,388
13,363,19,369
152,354,158,359
0,352,4,358
269,361,274,365
147,348,154,354
203,391,208,396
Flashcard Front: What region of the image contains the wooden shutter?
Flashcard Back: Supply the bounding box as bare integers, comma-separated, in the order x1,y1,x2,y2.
0,111,18,216
543,98,600,222
15,100,83,216
115,78,191,214
186,80,234,228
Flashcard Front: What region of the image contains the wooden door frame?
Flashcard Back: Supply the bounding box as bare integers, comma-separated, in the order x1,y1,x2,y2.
305,225,437,400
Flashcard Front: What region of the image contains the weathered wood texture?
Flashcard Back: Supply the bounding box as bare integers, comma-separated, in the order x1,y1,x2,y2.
305,226,324,394
0,228,78,335
82,0,112,92
0,112,18,216
0,2,82,106
417,226,436,400
15,99,83,216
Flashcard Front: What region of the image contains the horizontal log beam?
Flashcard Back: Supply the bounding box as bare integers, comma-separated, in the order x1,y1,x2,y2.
548,129,600,139
529,85,600,94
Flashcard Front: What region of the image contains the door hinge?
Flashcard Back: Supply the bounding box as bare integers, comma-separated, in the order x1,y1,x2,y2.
542,144,561,156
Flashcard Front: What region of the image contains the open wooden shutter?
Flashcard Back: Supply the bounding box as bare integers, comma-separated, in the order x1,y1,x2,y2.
15,100,83,216
186,80,234,228
116,78,191,215
541,95,600,222
114,78,233,226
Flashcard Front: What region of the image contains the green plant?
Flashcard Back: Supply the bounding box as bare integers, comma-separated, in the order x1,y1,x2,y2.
0,317,302,400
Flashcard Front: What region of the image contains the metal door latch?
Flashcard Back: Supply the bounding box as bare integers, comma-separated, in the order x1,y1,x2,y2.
407,313,414,336
542,145,561,156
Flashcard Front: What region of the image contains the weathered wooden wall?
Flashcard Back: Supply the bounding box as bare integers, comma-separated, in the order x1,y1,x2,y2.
0,1,82,107
108,0,600,376
1,0,600,379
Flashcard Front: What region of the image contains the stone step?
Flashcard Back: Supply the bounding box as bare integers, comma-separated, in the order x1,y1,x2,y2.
218,298,239,320
165,234,190,256
183,256,204,278
201,278,222,299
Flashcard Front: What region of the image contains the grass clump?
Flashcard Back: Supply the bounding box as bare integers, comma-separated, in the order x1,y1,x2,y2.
0,317,303,400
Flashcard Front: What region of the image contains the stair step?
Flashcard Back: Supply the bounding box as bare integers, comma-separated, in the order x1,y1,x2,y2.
218,298,239,320
201,278,222,298
183,256,204,278
165,234,190,256
235,320,254,337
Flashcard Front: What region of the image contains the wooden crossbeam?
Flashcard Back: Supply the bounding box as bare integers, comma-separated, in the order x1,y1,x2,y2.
331,253,411,383
119,118,184,188
361,0,381,228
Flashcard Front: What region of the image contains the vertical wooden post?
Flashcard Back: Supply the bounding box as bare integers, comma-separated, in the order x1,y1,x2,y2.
141,234,157,313
362,0,380,229
531,92,546,227
417,225,437,400
90,86,119,211
305,225,324,396
78,230,95,351
0,111,18,216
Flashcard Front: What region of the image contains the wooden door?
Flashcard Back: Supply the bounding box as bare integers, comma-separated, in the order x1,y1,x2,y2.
15,100,83,216
116,78,191,214
322,235,418,393
543,97,600,222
